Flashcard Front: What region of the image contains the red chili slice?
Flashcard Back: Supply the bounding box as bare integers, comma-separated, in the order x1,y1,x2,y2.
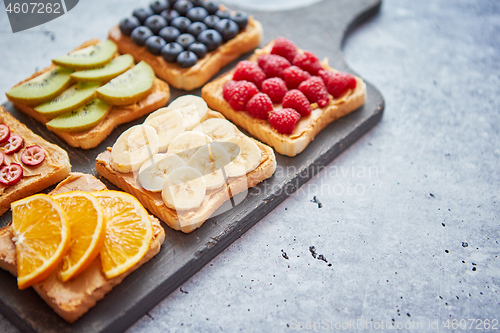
0,125,10,143
21,145,46,166
0,163,23,186
0,152,4,166
4,135,24,155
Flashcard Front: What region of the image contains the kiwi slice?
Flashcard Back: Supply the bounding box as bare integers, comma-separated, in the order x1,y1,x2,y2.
96,61,154,106
46,99,110,132
34,82,100,118
71,54,134,82
52,40,117,70
6,67,73,106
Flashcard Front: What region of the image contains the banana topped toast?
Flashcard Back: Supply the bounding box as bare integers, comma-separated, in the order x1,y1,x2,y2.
96,95,276,233
6,39,171,149
109,2,263,90
202,37,367,156
0,173,165,323
0,106,70,216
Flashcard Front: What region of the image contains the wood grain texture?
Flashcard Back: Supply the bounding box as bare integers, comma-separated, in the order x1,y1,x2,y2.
0,0,384,331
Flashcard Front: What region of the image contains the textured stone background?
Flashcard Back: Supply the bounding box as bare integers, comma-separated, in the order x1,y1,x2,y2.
0,0,499,332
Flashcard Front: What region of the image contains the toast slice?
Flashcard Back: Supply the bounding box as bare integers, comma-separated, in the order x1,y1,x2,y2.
0,106,71,216
7,39,171,149
201,41,367,156
96,110,277,233
0,172,165,323
108,16,263,91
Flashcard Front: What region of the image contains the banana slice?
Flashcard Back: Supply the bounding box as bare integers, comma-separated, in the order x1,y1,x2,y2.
168,132,212,163
217,141,241,161
168,95,208,130
193,118,237,142
144,109,185,152
138,154,186,192
224,136,262,178
110,124,159,173
162,166,206,211
188,143,231,190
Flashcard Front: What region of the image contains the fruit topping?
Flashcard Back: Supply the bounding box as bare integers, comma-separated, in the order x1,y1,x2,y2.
268,108,301,135
318,70,357,98
214,18,239,42
21,145,46,166
292,50,323,75
0,163,23,186
202,1,219,15
162,42,184,62
171,16,191,33
222,80,258,111
46,99,110,132
119,16,140,36
270,37,298,63
173,0,193,16
282,89,312,117
187,7,209,22
4,134,24,155
187,21,208,37
203,15,220,29
161,9,180,24
138,154,186,192
162,166,206,210
146,35,167,55
224,136,261,177
0,152,4,166
232,60,266,89
177,51,198,68
131,26,154,46
159,26,181,43
176,33,196,49
144,109,185,152
215,9,230,19
144,14,168,35
188,42,208,59
0,124,10,143
257,54,291,79
150,0,169,14
261,77,288,104
132,7,154,24
298,76,330,108
52,40,117,70
193,118,236,142
197,29,223,52
246,93,273,120
282,65,311,90
230,11,249,30
168,131,212,163
70,54,134,82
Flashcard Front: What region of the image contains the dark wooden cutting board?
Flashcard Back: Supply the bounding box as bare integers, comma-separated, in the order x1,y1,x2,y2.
0,0,384,331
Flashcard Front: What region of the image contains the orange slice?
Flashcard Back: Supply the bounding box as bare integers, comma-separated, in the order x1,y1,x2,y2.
53,191,105,282
11,194,70,289
92,190,153,279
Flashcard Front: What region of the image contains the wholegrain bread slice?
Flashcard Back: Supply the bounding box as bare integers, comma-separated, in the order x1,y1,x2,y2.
201,41,367,156
0,106,71,215
108,16,263,90
0,172,165,323
96,110,277,233
7,39,171,149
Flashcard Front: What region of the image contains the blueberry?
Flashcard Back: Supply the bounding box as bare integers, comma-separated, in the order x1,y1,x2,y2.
197,29,222,52
173,0,193,16
203,15,220,29
131,26,154,46
144,15,168,35
214,19,239,41
202,1,219,15
186,7,209,22
177,51,198,68
186,22,207,37
132,7,154,25
230,11,249,30
161,42,184,63
146,36,167,55
170,17,191,33
150,0,169,14
188,42,207,59
119,16,140,36
160,9,179,24
176,33,196,49
159,26,181,43
167,0,178,5
190,0,204,7
215,9,230,19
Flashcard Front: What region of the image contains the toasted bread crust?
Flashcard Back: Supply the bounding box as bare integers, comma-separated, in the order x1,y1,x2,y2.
96,111,277,233
0,173,165,323
0,106,71,215
201,41,367,156
108,17,263,90
7,40,171,149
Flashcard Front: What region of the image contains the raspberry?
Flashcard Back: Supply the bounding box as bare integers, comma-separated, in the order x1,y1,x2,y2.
268,108,301,134
270,37,298,63
298,76,330,108
282,66,311,90
282,89,312,117
257,54,291,79
223,80,259,111
318,70,357,98
261,77,288,104
233,60,266,89
292,50,323,75
246,93,273,119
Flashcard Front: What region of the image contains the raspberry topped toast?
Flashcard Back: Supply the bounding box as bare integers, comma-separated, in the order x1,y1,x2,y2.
201,37,367,156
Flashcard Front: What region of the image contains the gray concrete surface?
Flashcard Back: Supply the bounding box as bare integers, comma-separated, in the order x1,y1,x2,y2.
1,0,499,332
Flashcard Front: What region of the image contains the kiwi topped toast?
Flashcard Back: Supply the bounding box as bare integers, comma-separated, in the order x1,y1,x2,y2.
6,39,171,149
